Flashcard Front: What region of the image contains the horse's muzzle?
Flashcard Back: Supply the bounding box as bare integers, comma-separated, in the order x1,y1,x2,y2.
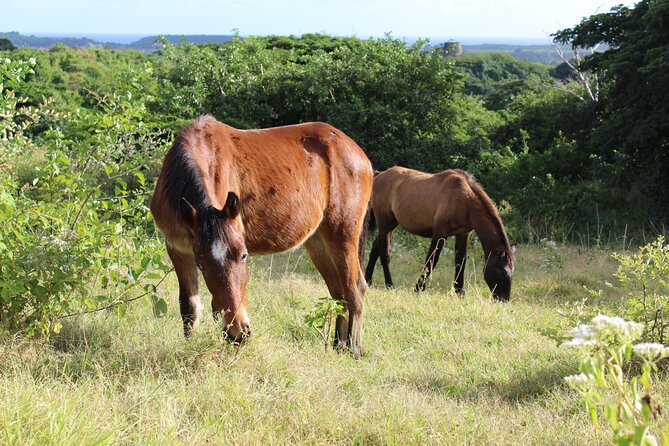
492,292,510,302
223,322,252,344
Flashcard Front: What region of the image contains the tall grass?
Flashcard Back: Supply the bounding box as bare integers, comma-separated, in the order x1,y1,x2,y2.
0,242,664,445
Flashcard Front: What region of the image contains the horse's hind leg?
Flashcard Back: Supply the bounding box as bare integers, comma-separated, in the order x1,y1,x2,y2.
308,228,366,358
333,245,366,359
378,230,395,289
364,234,381,285
365,230,395,289
304,233,347,346
415,235,447,292
453,233,470,296
166,244,202,336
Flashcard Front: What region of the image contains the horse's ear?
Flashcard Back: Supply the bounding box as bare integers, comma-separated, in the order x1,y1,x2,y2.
510,243,517,254
224,191,240,219
180,198,198,232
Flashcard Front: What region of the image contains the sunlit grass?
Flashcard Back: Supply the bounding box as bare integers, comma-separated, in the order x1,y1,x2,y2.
0,240,662,444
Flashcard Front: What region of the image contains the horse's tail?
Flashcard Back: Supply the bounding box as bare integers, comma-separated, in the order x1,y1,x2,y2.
358,201,375,269
357,170,380,268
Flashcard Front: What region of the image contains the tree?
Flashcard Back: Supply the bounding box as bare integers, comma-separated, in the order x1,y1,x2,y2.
553,0,669,220
0,38,16,51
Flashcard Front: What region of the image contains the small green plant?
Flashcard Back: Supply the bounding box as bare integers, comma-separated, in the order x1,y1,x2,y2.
304,296,347,353
543,289,598,345
563,314,669,445
539,238,563,270
612,236,669,344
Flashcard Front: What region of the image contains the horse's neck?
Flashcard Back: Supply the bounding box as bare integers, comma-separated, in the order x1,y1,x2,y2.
472,213,508,256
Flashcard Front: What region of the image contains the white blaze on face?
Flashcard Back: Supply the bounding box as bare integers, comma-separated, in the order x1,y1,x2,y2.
210,238,227,264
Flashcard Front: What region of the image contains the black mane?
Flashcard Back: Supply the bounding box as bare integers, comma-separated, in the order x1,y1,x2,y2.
160,123,223,243
161,134,209,218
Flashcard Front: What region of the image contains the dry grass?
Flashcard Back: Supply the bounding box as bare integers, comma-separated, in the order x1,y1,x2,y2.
0,240,664,445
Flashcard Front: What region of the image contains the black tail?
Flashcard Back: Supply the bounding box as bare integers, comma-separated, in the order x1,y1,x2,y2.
358,169,381,269
358,202,376,269
358,169,380,268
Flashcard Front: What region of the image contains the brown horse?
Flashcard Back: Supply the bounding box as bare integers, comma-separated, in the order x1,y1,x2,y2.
364,166,515,300
151,116,373,357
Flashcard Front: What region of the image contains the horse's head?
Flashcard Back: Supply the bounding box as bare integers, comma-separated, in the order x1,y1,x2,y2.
181,192,251,342
484,244,516,301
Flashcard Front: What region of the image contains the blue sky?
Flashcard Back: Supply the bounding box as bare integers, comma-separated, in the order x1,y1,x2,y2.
3,0,634,40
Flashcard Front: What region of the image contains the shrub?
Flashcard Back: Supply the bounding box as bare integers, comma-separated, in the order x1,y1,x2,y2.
612,237,669,344
0,56,169,337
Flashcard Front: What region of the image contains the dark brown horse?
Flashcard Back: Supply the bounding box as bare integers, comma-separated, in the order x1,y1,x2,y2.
364,166,515,300
151,116,373,357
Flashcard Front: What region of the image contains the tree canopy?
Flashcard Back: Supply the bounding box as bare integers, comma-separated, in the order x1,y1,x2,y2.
554,0,669,218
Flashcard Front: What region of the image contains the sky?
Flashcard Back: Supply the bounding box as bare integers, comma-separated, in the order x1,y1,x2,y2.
2,0,635,42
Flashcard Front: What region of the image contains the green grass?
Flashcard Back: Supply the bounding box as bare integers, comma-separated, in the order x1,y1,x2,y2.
0,239,665,445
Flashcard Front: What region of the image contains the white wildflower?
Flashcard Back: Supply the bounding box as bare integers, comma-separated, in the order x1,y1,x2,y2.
633,343,669,361
563,338,597,348
563,323,597,348
564,373,593,388
590,314,643,343
569,324,595,340
40,234,71,250
563,315,644,348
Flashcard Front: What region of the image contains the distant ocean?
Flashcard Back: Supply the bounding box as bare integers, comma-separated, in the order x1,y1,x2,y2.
30,33,146,44
403,36,553,46
27,33,553,46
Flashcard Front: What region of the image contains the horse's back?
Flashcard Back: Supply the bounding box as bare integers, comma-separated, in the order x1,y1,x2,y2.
372,166,475,236
236,120,372,229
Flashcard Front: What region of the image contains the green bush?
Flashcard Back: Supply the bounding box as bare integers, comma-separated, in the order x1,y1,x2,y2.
612,237,669,344
0,56,169,337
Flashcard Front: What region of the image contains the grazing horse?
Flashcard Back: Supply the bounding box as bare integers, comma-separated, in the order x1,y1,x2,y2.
364,166,515,301
151,116,373,357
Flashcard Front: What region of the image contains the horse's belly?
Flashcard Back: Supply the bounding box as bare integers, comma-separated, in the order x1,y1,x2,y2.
243,195,325,254
396,216,433,238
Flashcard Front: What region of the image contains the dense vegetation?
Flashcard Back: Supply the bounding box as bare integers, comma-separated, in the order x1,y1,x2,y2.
5,1,667,236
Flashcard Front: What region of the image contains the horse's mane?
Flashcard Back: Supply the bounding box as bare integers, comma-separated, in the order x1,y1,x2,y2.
160,116,222,239
459,170,512,252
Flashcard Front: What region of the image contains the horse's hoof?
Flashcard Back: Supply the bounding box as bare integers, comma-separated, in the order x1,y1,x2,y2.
333,339,347,353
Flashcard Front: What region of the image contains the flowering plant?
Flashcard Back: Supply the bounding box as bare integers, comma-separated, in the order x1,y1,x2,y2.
564,315,669,445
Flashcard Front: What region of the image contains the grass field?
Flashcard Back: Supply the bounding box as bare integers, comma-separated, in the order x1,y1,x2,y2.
0,236,666,445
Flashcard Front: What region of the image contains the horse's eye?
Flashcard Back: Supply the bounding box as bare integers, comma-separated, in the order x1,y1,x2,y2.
196,262,204,271
241,252,248,262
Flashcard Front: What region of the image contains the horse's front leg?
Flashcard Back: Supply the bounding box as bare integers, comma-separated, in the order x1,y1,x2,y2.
166,244,202,336
453,233,470,295
415,236,446,292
